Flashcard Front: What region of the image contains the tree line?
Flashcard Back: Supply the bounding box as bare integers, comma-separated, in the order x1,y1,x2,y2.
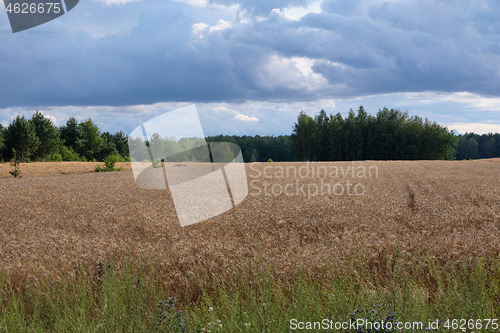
289,107,500,161
127,134,292,163
0,112,129,163
455,132,500,160
290,106,460,161
206,135,293,162
0,109,499,164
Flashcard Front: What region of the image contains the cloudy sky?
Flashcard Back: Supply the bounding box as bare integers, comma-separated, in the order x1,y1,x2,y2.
0,0,499,136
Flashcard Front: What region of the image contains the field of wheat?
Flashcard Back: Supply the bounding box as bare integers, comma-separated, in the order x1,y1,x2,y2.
0,159,498,289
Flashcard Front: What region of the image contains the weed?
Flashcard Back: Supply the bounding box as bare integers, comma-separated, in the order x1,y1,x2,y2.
155,297,187,332
349,304,397,332
96,261,111,285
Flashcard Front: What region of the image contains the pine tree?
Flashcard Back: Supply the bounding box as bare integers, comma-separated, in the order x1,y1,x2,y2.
4,116,39,161
31,111,60,160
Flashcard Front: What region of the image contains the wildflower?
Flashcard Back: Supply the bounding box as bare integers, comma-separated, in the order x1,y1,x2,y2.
209,306,214,312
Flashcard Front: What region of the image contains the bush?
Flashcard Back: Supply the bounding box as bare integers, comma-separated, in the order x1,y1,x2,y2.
106,151,129,163
114,153,129,162
48,153,63,162
47,146,82,162
95,154,123,173
60,146,82,161
104,155,116,171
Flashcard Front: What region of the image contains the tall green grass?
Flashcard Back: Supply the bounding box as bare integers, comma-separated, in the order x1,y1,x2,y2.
1,252,498,332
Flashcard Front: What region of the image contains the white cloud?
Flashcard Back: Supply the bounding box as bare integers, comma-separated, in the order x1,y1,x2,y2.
192,22,210,38
405,91,500,111
235,114,259,122
35,110,58,126
191,20,232,38
212,106,238,115
257,55,328,91
209,19,232,33
173,0,208,7
211,106,259,122
438,92,500,112
446,122,500,135
283,1,322,20
0,109,58,126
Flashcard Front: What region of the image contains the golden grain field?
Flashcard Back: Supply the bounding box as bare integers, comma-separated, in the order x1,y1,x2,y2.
0,160,498,290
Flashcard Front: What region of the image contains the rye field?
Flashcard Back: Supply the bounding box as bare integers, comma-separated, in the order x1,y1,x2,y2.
0,160,499,332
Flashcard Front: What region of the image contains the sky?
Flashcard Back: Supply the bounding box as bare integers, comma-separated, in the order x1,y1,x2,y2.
0,0,499,136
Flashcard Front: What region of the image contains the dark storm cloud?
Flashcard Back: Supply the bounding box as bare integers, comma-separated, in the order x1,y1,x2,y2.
0,0,499,108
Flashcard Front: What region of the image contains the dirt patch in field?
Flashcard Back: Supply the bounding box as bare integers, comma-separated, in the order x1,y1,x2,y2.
0,160,499,285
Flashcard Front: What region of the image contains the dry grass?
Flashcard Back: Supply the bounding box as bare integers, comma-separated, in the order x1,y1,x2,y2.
0,159,498,293
0,161,132,178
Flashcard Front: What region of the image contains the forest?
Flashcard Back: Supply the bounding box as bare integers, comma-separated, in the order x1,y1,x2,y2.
0,109,499,163
292,106,458,161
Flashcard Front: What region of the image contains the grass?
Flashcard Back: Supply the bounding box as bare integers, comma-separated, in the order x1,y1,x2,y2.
0,249,498,332
94,155,124,173
0,160,498,331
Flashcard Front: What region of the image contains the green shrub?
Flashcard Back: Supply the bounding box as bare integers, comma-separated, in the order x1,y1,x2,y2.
60,146,82,161
47,153,63,162
104,155,116,171
95,154,123,173
47,146,82,162
112,152,129,162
